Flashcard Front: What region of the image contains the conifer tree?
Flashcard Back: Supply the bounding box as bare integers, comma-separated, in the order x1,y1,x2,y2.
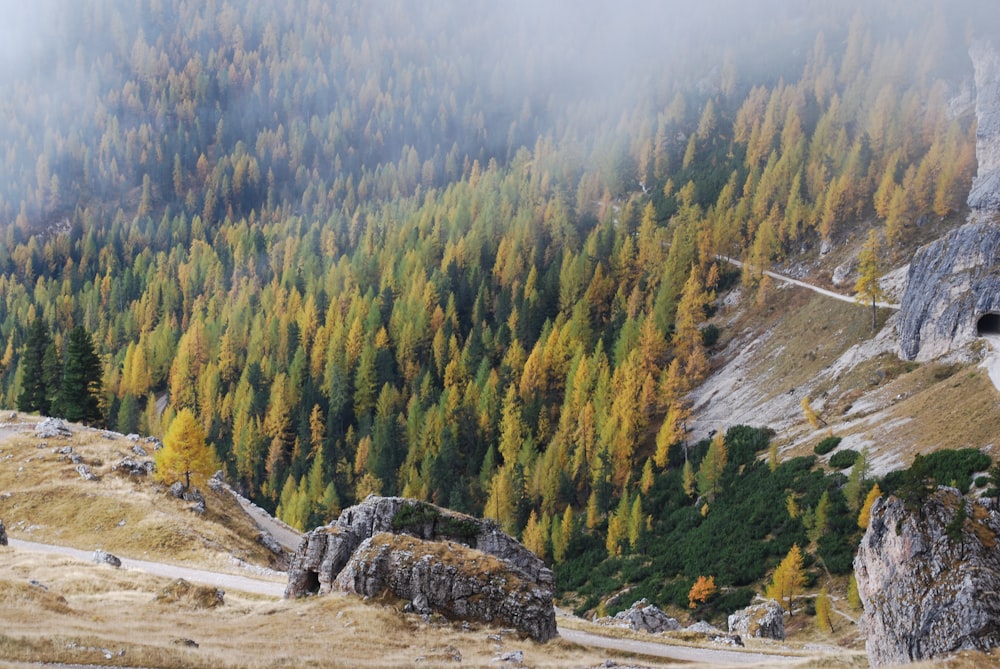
688,575,717,609
58,325,103,425
155,408,220,490
17,318,52,415
765,543,804,615
858,483,881,529
815,587,835,633
855,229,886,332
697,431,728,500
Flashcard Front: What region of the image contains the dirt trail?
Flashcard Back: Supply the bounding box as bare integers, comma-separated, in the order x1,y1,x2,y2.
983,333,1000,392
7,537,803,666
7,537,286,597
717,256,901,310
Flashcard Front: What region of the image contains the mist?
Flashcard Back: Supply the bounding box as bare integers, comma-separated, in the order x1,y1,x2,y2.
0,0,991,231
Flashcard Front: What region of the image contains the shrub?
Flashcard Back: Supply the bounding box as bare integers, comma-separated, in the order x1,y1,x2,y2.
701,324,720,348
814,436,842,456
829,449,860,469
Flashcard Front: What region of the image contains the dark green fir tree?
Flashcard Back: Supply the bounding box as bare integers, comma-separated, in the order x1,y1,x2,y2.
58,326,104,425
17,318,52,415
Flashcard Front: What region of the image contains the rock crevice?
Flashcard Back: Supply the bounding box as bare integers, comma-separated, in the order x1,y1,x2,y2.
284,496,556,641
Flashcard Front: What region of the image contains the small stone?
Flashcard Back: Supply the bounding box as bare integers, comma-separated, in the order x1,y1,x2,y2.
498,649,523,664
0,519,7,546
169,482,185,498
131,443,148,457
76,464,99,481
173,638,199,648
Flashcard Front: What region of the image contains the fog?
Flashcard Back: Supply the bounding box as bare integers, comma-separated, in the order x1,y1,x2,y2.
0,0,993,226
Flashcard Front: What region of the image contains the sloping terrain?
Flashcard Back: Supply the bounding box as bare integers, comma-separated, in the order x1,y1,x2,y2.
691,251,1000,477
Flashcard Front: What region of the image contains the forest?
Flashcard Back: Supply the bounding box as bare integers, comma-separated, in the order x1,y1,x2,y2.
0,0,996,617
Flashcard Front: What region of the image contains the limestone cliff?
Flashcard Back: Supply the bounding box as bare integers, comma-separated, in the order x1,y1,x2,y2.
969,40,1000,211
284,496,556,641
896,218,1000,360
896,40,1000,361
854,489,1000,666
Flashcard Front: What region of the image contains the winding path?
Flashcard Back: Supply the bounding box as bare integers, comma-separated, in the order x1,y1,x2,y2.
7,536,800,666
717,255,901,310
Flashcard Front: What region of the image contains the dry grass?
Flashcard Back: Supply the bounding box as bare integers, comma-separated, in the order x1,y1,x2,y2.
0,546,675,669
0,415,276,572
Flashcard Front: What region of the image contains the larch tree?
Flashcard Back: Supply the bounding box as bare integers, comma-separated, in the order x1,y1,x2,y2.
688,575,717,609
765,543,805,615
855,229,887,332
815,588,835,633
858,482,882,529
697,431,728,501
155,408,220,490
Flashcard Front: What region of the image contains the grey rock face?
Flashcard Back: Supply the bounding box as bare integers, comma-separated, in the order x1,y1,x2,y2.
727,599,785,640
596,598,680,634
855,489,1000,667
0,519,7,546
334,533,557,642
93,549,122,568
896,219,1000,360
285,496,556,641
969,40,1000,211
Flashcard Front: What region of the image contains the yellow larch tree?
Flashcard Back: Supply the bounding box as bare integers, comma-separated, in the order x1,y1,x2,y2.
155,408,221,490
765,543,805,615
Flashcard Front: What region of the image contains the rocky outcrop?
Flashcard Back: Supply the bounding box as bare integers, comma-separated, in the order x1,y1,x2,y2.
854,489,1000,666
285,496,555,641
595,598,680,634
334,533,557,642
896,219,1000,360
969,40,1000,211
727,599,785,640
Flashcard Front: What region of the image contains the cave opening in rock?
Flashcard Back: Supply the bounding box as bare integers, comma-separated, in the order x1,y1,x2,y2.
302,569,321,595
977,313,1000,336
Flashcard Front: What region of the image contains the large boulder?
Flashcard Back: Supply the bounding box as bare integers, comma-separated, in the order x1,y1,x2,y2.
285,496,555,641
728,599,785,640
334,533,557,642
35,417,72,439
596,598,680,634
854,489,1000,666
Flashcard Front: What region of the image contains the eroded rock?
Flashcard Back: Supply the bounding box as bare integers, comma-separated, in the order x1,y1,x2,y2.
727,599,785,640
334,533,557,642
111,457,154,476
285,496,556,641
855,489,1000,666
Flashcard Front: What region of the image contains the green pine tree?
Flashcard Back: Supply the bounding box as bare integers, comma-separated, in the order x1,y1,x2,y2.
17,318,53,415
58,326,104,425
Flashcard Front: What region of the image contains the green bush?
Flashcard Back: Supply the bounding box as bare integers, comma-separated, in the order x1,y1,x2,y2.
701,324,720,348
976,475,990,488
829,449,860,469
814,436,842,456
